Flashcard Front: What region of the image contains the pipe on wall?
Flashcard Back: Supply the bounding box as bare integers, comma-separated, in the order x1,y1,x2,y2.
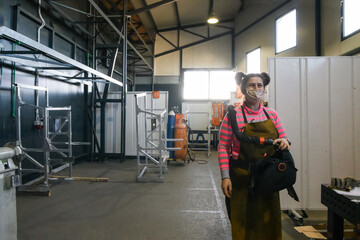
315,0,321,56
37,0,46,43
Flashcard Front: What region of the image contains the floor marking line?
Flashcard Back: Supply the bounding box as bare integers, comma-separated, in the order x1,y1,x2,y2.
208,164,231,240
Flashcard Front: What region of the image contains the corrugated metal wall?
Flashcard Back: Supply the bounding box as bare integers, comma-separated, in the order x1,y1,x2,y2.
0,0,90,162
268,56,360,209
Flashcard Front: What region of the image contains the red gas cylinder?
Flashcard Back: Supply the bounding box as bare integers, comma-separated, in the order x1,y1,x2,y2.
174,114,187,161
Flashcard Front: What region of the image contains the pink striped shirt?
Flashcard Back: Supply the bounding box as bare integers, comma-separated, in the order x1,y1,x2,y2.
218,104,287,179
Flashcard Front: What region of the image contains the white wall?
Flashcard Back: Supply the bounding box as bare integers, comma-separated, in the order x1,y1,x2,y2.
182,35,232,69
268,56,360,210
234,0,316,73
154,24,233,76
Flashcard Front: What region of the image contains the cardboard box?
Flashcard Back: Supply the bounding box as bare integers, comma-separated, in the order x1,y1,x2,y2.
295,224,357,239
294,226,326,239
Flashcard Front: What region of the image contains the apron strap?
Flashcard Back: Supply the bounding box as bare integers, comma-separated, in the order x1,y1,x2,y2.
263,108,270,119
241,105,270,123
241,106,248,123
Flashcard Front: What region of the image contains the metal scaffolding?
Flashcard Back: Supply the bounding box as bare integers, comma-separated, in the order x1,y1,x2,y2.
0,0,156,165
14,84,75,194
134,93,180,182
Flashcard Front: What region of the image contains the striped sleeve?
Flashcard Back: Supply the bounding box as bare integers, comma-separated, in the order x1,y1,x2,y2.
217,113,232,179
264,107,287,139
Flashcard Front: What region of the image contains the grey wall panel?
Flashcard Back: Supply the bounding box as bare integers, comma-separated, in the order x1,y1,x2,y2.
271,58,303,209
354,57,360,179
329,58,354,178
306,58,331,209
135,84,152,91
17,12,39,41
154,84,181,111
54,34,74,58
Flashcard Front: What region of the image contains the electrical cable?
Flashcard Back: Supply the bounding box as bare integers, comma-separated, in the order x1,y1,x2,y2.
184,119,208,165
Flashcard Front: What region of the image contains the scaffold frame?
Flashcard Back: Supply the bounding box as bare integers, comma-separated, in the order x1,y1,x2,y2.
15,83,74,193
134,93,180,182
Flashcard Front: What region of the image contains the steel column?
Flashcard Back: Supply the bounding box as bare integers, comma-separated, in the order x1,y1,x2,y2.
121,0,128,163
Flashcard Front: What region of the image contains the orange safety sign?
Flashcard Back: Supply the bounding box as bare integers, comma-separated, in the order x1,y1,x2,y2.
152,91,160,98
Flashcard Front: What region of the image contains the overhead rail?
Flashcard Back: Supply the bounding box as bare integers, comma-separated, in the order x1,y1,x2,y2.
0,26,122,86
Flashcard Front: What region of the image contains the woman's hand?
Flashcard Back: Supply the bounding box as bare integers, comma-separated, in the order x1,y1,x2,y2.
221,178,232,198
273,138,290,150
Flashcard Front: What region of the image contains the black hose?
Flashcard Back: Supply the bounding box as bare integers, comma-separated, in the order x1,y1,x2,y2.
227,105,274,145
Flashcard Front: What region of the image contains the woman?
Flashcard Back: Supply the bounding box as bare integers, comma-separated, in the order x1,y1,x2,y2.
218,72,290,240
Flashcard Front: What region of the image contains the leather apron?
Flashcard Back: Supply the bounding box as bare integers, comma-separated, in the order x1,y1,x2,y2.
230,107,281,240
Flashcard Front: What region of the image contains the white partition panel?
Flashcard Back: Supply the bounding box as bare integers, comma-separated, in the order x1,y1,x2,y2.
329,58,354,179
268,56,360,210
99,91,168,156
354,57,360,179
306,58,331,210
271,58,304,209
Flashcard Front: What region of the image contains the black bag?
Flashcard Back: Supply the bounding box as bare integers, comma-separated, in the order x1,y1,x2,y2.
252,148,297,194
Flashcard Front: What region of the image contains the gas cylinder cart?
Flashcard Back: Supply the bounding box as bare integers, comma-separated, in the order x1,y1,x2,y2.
134,93,182,182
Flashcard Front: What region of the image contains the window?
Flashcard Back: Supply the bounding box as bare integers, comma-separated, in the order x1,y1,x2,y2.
246,48,261,73
183,71,209,100
183,70,236,100
342,0,360,39
275,9,296,54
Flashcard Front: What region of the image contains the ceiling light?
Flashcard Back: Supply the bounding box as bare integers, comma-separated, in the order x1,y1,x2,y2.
207,11,219,24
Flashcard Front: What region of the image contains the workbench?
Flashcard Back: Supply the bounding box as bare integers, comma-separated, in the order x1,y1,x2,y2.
321,184,360,239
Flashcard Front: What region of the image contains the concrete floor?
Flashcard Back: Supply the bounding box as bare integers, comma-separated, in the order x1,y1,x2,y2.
16,151,327,240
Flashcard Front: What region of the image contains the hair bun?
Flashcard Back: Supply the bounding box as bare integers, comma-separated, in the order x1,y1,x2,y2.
260,72,270,86
235,72,246,85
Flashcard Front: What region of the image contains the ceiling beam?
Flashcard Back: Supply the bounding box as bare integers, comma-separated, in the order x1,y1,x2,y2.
174,2,181,27
158,18,233,32
180,28,206,39
155,30,232,58
140,0,157,32
128,0,177,15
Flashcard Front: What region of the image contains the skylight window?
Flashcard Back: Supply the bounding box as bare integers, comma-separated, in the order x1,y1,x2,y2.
246,48,261,73
342,0,360,38
275,9,297,54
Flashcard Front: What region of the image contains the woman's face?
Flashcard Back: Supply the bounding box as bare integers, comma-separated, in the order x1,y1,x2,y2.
244,76,264,102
